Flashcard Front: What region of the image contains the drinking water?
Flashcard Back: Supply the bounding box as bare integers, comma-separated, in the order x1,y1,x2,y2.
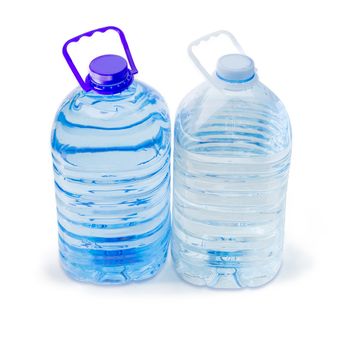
172,31,291,288
51,27,171,284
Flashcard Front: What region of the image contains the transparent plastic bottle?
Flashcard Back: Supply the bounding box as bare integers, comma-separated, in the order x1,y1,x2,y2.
172,31,291,288
51,27,171,284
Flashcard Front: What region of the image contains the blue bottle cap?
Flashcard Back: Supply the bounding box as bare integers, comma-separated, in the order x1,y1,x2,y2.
88,54,134,93
216,54,255,83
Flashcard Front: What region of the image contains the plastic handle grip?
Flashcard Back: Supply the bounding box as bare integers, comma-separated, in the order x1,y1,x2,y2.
188,30,245,90
62,26,138,92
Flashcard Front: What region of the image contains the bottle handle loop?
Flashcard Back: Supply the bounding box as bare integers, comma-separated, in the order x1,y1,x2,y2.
188,30,245,89
62,26,138,92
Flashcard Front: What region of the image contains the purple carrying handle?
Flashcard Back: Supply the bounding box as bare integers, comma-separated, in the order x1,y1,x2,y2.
62,26,138,92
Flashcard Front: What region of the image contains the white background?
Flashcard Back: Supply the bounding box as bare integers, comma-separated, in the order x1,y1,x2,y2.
1,1,339,349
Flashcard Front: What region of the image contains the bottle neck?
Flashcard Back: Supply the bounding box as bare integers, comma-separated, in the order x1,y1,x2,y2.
81,80,137,99
86,72,134,95
213,72,259,91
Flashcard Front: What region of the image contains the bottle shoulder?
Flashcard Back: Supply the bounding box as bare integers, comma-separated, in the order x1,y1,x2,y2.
177,79,288,117
53,80,170,129
175,80,291,158
51,80,171,163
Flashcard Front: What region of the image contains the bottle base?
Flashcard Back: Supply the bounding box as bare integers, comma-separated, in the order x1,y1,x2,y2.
172,239,282,289
58,229,170,285
60,257,166,285
173,258,281,289
60,251,168,285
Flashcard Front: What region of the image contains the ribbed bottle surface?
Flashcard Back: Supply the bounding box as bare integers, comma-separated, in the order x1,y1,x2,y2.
172,80,291,288
51,81,171,284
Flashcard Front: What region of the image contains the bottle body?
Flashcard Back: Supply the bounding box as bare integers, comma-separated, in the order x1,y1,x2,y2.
51,81,171,284
172,78,291,288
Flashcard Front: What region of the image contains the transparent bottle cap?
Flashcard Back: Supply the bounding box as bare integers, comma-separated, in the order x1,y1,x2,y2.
216,54,255,83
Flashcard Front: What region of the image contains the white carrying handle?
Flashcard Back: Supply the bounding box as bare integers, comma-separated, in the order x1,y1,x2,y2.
188,30,245,89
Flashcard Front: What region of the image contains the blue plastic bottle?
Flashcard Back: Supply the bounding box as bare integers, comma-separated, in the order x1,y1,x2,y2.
51,27,171,284
172,31,292,288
